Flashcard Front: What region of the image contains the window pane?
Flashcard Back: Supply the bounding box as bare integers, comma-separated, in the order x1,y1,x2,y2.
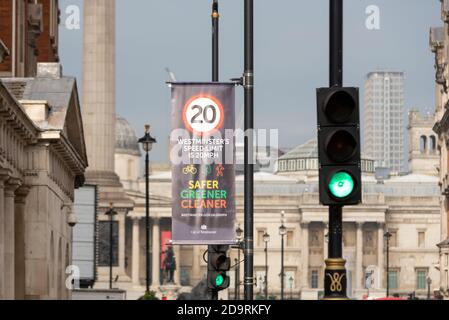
311,270,319,289
98,221,119,267
388,271,398,289
416,271,427,290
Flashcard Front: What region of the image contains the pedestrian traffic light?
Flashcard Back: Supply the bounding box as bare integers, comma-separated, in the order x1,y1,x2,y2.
317,87,362,206
207,245,230,291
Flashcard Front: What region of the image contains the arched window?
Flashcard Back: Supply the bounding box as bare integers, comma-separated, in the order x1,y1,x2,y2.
430,136,437,152
420,136,427,153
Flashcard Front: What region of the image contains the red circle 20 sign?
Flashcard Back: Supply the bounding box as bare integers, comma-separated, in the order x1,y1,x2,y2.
182,95,224,135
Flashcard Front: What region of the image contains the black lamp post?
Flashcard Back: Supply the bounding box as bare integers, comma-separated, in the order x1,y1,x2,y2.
105,203,117,290
289,276,294,300
279,213,287,300
427,277,432,300
235,225,244,300
384,231,392,297
263,232,270,300
138,125,157,294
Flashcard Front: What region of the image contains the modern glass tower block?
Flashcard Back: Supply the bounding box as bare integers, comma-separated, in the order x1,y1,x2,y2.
364,71,405,174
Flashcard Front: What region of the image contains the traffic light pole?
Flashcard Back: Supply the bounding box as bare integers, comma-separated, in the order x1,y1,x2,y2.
329,0,343,88
208,0,220,301
324,0,348,300
244,0,255,301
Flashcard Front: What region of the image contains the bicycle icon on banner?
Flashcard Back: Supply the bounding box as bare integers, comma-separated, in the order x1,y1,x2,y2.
182,165,198,175
182,164,223,177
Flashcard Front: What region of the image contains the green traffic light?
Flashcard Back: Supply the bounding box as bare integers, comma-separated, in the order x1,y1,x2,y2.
328,171,355,199
215,274,224,287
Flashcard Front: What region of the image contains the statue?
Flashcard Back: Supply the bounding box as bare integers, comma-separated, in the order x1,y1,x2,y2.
163,245,176,284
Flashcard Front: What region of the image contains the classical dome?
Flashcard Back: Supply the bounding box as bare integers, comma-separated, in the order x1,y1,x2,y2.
115,116,141,156
277,139,374,174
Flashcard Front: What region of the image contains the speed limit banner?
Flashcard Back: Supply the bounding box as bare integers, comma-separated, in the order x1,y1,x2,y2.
170,83,236,245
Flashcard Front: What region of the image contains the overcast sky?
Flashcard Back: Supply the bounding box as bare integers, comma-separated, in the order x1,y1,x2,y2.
59,0,441,163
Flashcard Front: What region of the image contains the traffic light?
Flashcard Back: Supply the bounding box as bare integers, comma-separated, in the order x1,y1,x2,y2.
207,245,230,291
317,87,362,206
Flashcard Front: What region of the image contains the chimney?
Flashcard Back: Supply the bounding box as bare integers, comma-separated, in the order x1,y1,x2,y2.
20,100,50,122
37,63,62,79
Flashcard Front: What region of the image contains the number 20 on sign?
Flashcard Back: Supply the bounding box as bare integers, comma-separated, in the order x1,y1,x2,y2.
183,95,225,135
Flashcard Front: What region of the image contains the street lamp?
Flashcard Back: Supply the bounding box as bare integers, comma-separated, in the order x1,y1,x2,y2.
384,231,392,297
427,276,432,300
263,232,270,300
279,212,287,300
138,125,157,294
289,276,294,300
105,203,117,290
235,225,244,300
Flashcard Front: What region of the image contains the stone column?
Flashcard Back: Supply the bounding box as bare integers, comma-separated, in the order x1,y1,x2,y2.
174,245,181,285
151,218,160,287
323,222,329,260
14,186,30,300
377,223,385,290
0,173,8,299
4,178,21,300
118,213,126,273
355,222,364,290
300,223,309,288
192,246,200,284
82,0,117,180
132,218,140,286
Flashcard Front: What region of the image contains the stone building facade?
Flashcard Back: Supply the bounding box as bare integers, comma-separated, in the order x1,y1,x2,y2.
408,110,439,176
430,0,449,298
0,0,88,300
104,115,440,300
0,63,88,299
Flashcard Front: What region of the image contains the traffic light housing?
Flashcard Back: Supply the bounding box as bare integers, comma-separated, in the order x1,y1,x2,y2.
207,245,230,291
317,87,362,206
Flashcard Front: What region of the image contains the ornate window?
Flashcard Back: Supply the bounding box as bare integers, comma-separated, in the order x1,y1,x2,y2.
388,270,399,290
420,136,427,153
430,136,437,152
363,230,375,254
310,270,319,289
309,229,321,248
415,269,427,290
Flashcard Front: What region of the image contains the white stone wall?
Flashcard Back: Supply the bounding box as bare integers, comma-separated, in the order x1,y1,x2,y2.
114,153,140,191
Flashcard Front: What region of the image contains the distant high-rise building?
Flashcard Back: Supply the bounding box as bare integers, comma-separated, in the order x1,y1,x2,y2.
364,71,405,174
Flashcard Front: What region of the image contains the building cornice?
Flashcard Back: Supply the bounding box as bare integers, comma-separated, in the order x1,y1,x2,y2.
0,82,38,144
